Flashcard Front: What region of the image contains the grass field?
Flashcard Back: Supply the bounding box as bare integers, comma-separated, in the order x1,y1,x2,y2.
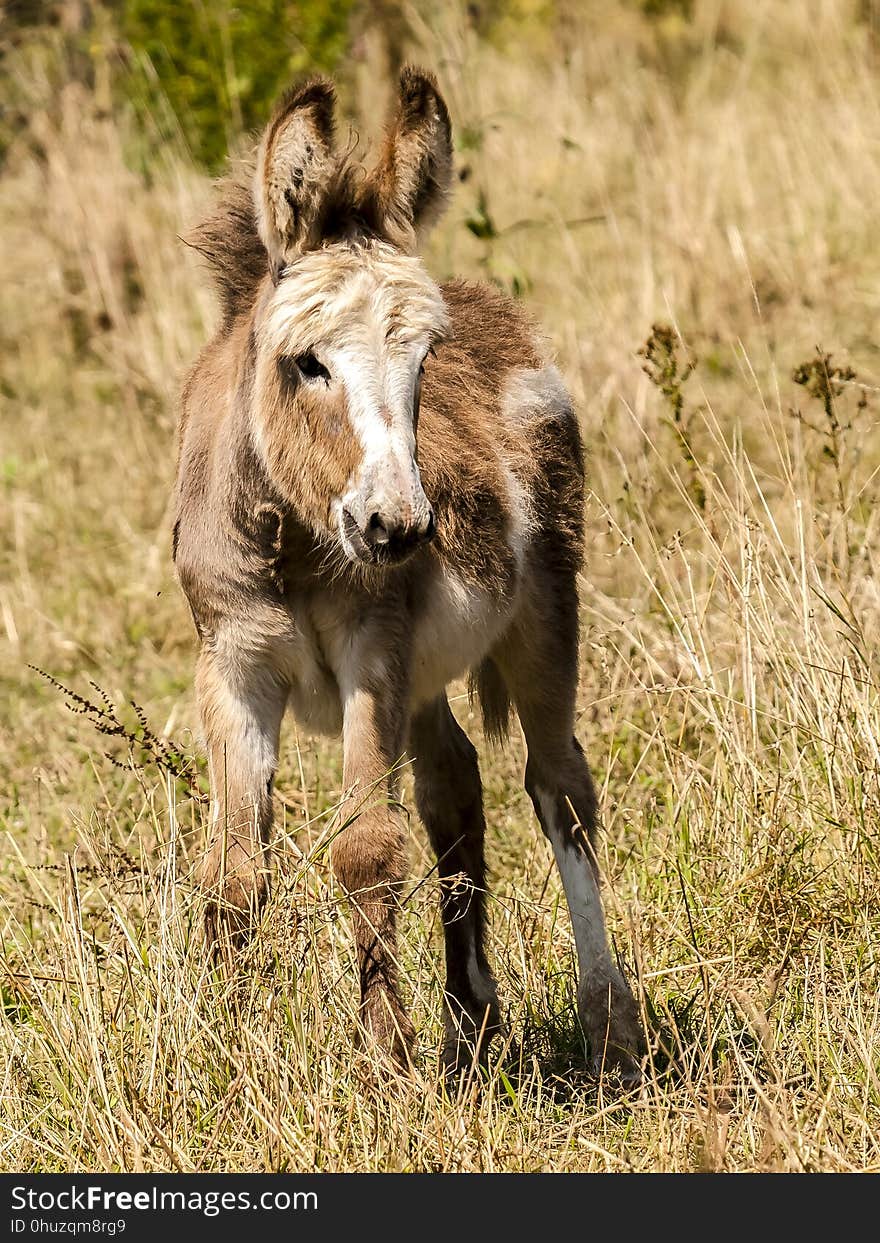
4,0,880,1171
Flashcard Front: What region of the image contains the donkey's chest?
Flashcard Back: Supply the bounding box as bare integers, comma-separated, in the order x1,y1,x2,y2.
282,569,510,734
280,606,345,737
409,570,512,708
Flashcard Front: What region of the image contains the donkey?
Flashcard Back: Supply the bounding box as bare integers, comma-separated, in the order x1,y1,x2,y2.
174,66,643,1080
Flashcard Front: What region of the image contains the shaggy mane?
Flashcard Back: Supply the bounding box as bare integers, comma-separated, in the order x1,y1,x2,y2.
185,162,266,328
185,155,391,329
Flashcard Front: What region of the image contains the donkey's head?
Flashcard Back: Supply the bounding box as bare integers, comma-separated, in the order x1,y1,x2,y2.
249,67,453,567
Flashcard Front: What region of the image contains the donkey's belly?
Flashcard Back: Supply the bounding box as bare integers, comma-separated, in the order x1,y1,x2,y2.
409,569,512,709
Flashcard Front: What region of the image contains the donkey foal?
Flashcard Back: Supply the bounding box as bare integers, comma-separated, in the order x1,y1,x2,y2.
173,67,643,1080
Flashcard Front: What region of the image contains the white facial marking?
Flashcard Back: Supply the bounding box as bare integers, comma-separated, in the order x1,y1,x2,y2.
259,239,448,550
261,240,449,358
330,345,418,480
535,786,612,980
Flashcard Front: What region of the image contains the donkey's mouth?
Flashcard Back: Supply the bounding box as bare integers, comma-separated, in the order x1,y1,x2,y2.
339,506,430,568
340,508,374,563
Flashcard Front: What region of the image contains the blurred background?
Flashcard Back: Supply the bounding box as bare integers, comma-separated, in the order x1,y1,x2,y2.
4,1,880,1172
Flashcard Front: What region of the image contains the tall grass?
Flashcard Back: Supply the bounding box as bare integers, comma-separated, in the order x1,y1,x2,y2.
3,1,880,1171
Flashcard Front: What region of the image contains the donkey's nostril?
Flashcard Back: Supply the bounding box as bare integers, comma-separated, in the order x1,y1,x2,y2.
423,509,436,542
367,512,390,544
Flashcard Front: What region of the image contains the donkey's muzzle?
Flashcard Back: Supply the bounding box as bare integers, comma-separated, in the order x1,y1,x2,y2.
341,503,435,565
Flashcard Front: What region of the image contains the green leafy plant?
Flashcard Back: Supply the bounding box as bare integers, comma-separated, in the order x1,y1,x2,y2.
116,0,359,169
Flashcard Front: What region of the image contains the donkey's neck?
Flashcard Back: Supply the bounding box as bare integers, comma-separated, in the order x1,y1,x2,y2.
229,410,345,600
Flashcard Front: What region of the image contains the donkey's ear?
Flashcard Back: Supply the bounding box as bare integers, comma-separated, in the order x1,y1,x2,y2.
367,66,453,250
255,78,336,278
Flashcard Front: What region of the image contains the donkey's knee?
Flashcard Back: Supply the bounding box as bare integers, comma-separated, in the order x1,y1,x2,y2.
196,644,287,947
201,788,275,948
330,813,407,902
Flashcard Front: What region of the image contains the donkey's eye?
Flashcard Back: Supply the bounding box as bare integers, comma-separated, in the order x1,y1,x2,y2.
293,352,330,383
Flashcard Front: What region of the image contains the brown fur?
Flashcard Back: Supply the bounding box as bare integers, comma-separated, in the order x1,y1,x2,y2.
184,173,265,330
173,66,644,1082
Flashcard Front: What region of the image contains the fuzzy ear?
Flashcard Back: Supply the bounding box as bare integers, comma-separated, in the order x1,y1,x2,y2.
255,78,336,278
365,66,453,251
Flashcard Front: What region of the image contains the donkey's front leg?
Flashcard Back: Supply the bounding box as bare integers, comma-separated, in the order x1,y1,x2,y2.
197,646,288,947
331,652,414,1066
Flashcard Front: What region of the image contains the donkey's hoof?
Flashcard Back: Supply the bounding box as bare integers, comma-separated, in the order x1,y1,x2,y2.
202,838,270,946
441,997,503,1079
579,969,644,1085
203,895,261,952
202,868,268,954
587,1052,643,1089
203,882,267,949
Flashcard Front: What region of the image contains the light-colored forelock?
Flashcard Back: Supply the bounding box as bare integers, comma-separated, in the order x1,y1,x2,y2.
260,241,450,356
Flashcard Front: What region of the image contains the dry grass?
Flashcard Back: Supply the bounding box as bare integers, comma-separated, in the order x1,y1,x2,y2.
4,0,880,1171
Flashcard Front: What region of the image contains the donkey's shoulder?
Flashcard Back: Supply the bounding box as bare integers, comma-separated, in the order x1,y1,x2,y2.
440,278,543,374
436,278,574,430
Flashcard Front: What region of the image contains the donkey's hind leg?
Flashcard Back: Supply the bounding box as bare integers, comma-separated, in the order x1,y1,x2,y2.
196,646,287,948
495,621,643,1082
410,695,501,1074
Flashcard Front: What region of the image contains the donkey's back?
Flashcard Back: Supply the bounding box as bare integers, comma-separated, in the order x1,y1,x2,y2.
174,66,642,1082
